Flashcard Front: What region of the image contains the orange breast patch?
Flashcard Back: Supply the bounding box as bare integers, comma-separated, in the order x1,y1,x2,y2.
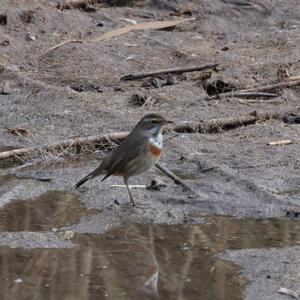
148,142,162,157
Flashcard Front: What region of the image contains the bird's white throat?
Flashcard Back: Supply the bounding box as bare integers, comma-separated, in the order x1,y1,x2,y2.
149,133,163,148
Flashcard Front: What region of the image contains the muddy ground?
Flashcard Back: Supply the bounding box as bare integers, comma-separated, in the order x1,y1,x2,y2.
0,0,300,299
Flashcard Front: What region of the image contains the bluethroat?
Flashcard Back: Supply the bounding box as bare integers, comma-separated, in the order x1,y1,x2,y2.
74,113,172,206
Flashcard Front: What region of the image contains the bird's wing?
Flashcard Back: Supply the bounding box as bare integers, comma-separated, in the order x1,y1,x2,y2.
102,132,147,180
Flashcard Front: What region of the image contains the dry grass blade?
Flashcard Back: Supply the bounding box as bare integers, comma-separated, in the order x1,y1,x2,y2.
43,39,83,55
89,19,192,43
42,19,192,55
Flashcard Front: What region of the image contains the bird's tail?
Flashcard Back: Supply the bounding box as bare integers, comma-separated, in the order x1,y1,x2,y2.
73,167,103,190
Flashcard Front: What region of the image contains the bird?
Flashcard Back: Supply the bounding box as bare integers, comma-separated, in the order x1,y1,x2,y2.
73,113,172,206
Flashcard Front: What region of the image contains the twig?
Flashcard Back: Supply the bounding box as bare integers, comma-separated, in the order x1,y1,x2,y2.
206,79,300,100
110,185,146,189
0,132,129,160
219,92,279,98
173,109,300,133
174,114,261,133
155,162,208,199
121,63,218,81
97,250,131,253
245,80,300,92
278,287,300,300
267,139,293,146
155,162,187,186
290,75,300,81
1,110,297,161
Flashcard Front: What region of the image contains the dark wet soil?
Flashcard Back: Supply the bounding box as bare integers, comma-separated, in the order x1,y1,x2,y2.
1,0,300,299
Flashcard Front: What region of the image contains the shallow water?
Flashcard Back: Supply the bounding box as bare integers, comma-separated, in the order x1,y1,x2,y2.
0,192,299,300
0,191,97,232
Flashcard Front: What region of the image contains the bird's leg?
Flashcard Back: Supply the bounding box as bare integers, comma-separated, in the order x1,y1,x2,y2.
124,177,136,207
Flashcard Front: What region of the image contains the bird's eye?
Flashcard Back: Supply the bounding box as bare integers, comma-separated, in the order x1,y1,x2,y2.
151,120,157,125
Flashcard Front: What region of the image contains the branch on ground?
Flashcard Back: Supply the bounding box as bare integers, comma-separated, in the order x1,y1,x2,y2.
205,78,300,100
120,64,218,81
1,110,296,161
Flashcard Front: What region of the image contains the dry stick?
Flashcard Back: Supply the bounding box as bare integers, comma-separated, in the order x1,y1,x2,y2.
206,79,300,100
155,162,208,199
289,75,300,81
120,63,218,81
245,79,300,92
173,114,262,133
173,109,300,133
277,287,300,300
224,92,279,98
0,132,129,160
0,110,296,161
0,111,296,194
155,162,186,186
111,185,146,189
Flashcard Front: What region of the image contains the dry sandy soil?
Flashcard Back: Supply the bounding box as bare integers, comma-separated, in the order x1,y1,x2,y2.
0,0,300,299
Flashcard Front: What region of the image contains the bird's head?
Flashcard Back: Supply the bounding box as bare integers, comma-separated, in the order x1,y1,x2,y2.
136,113,172,136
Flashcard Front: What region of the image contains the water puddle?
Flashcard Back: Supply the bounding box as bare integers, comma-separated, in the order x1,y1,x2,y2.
0,191,97,232
0,207,299,299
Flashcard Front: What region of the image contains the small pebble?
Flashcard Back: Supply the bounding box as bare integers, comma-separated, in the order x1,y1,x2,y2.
25,32,36,41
